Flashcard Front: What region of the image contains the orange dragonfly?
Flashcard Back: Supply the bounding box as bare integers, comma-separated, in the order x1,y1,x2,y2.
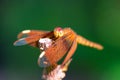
14,27,103,68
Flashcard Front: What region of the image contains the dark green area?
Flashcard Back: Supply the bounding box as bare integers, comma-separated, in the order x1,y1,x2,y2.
1,0,120,80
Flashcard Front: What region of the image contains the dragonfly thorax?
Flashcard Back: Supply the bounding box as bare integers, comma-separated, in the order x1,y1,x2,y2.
39,38,53,51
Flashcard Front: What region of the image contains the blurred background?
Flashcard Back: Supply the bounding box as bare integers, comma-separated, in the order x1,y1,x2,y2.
1,0,120,80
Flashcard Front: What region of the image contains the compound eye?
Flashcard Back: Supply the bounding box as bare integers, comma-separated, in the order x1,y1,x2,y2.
54,27,64,38
59,30,64,37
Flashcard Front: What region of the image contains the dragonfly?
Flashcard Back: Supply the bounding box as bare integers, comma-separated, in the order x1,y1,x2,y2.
14,27,103,69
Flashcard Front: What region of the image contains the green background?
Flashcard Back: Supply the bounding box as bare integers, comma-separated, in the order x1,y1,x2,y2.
1,0,120,80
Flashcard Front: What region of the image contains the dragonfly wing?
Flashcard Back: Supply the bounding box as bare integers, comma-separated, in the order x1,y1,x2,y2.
43,29,76,65
62,38,77,66
17,30,49,39
14,32,54,47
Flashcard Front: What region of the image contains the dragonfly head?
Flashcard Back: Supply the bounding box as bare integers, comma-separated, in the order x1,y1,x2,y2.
54,27,64,38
